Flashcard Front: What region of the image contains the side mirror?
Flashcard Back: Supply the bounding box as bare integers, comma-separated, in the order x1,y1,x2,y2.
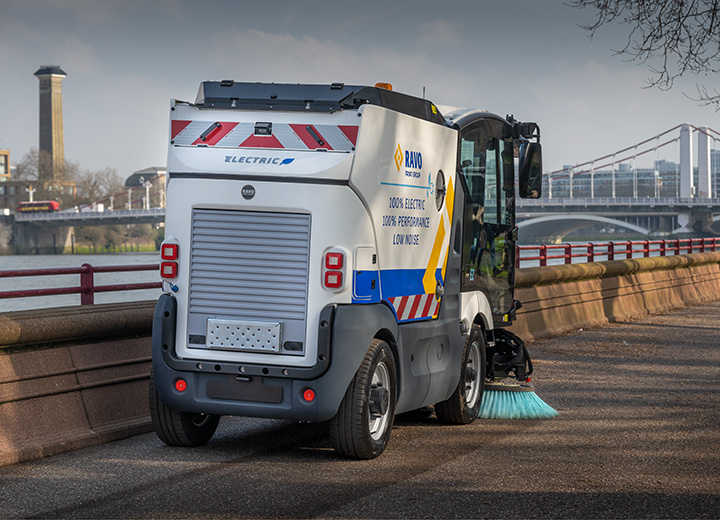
518,142,542,199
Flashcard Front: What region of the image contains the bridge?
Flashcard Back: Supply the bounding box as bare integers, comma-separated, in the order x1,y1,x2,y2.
516,123,720,240
517,196,720,239
14,207,165,226
8,123,720,248
8,174,166,253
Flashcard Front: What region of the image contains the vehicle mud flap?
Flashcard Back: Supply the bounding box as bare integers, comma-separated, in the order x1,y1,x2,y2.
151,293,177,403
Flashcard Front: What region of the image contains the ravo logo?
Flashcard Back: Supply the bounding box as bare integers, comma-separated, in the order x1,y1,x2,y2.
405,150,422,170
394,144,423,178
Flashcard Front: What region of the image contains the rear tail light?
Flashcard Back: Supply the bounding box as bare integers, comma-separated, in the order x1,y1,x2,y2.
160,242,179,280
322,249,345,291
324,270,343,288
161,261,178,279
325,252,344,269
161,243,179,260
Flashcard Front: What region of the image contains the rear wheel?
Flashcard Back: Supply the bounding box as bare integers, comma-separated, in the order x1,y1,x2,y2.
149,371,220,447
330,339,397,459
435,325,486,424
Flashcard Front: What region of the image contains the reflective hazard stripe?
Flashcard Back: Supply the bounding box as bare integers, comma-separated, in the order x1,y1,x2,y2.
171,121,358,151
388,294,439,322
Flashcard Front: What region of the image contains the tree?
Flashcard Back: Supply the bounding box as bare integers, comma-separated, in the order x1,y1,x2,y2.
13,148,81,205
14,148,49,181
570,0,720,109
74,167,124,202
13,149,125,207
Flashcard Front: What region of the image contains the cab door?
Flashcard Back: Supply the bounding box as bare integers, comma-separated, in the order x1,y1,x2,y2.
457,116,516,323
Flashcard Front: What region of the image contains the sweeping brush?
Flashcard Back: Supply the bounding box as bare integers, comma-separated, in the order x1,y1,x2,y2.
479,379,559,420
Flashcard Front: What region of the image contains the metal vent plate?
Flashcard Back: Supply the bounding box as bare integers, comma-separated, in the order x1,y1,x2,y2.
207,318,282,352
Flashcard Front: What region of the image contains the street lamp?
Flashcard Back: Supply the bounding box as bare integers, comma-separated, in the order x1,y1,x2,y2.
143,180,152,210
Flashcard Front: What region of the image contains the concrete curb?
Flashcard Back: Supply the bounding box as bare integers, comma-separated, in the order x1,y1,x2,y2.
0,301,155,347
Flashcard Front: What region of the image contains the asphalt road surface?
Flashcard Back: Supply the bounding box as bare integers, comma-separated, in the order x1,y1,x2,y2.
1,300,719,519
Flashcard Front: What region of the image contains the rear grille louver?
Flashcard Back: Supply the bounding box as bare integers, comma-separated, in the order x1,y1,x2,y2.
188,209,311,353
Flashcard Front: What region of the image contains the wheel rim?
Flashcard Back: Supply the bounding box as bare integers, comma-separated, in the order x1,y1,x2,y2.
465,340,482,407
368,360,391,441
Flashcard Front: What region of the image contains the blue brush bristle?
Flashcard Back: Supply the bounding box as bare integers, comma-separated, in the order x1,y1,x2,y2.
479,388,559,420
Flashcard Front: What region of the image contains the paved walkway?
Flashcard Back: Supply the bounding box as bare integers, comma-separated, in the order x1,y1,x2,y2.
0,300,718,519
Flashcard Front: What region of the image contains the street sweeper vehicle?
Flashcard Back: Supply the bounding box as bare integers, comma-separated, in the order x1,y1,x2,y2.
150,80,546,459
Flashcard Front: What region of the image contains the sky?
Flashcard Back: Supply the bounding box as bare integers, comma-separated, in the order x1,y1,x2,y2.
1,0,719,181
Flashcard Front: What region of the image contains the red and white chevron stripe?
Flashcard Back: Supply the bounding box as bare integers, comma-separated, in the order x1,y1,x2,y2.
170,121,358,151
387,294,440,321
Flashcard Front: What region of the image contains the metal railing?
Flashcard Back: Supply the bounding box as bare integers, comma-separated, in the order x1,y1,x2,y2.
517,197,720,207
2,240,718,306
517,238,720,267
14,208,165,222
0,263,161,305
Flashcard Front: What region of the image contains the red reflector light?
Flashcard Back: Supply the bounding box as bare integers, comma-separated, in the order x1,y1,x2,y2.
161,243,179,260
324,271,342,288
303,388,315,402
175,379,187,392
325,252,344,270
161,261,178,279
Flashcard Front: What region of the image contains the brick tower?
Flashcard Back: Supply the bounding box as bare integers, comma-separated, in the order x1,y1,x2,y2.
34,65,67,181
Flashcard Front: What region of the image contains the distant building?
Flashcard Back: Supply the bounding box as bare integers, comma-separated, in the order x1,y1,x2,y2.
712,150,720,196
0,150,9,182
0,180,34,211
34,65,67,181
0,150,30,209
33,65,76,200
124,166,167,187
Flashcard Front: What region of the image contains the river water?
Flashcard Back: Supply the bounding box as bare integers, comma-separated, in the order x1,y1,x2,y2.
0,253,161,313
0,240,685,313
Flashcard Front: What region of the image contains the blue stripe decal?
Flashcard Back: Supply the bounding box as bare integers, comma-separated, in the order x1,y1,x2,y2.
350,268,444,304
377,268,442,299
352,270,381,304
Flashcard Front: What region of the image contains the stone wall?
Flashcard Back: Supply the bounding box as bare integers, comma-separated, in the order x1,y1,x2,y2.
513,252,720,341
0,302,154,467
1,252,719,467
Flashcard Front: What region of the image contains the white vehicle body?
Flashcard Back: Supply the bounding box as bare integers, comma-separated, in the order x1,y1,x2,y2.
151,81,542,458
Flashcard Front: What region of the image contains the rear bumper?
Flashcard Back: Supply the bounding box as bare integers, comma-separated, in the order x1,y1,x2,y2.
151,294,398,422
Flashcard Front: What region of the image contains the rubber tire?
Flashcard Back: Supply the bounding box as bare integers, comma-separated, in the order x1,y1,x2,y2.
149,370,220,447
435,325,486,424
330,339,397,460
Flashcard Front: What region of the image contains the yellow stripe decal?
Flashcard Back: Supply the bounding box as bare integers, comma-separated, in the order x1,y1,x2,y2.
423,218,445,294
441,177,455,279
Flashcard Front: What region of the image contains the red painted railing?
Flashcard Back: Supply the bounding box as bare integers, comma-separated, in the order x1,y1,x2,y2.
2,240,719,306
0,263,161,305
516,238,720,267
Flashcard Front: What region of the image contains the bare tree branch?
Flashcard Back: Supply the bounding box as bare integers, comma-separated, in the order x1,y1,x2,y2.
569,0,720,109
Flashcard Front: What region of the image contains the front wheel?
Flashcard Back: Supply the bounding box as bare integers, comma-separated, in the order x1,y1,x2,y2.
435,325,486,424
149,371,220,447
330,339,397,459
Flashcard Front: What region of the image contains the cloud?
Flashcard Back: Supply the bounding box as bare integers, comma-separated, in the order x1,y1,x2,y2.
416,20,461,47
